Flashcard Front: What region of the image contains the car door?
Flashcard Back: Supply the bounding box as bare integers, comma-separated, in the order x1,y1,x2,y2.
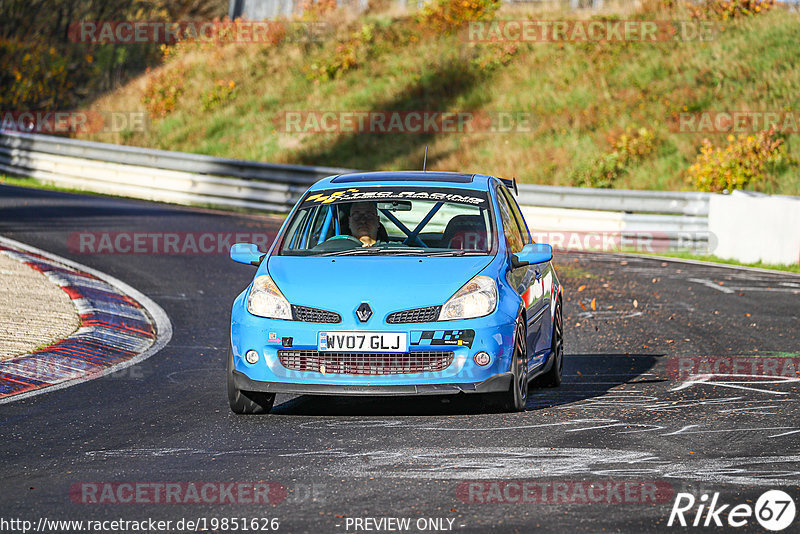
495,186,547,374
500,186,554,360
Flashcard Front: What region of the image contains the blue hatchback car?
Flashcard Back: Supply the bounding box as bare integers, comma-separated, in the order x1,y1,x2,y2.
228,171,563,414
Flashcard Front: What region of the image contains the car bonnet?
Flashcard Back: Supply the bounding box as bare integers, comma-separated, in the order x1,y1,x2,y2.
265,255,495,318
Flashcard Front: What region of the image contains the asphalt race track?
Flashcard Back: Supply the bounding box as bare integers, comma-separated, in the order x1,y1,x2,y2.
1,184,799,533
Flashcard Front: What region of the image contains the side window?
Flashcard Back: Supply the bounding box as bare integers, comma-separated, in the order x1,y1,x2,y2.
496,188,524,254
306,206,328,246
499,186,531,244
284,208,314,250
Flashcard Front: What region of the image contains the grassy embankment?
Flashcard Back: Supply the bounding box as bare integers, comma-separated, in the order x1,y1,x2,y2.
75,2,800,195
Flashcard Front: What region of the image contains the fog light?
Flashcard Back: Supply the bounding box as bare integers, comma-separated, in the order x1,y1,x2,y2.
245,350,259,364
474,351,490,366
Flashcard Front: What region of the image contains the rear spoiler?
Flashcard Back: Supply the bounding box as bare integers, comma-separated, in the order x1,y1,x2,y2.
499,176,518,196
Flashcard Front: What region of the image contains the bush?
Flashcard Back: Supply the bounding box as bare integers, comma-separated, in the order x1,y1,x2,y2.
572,128,658,188
298,0,338,20
470,43,518,73
686,0,776,20
160,18,286,61
0,0,203,112
0,39,71,109
141,66,186,118
688,127,789,192
306,23,375,81
202,80,237,111
420,0,501,34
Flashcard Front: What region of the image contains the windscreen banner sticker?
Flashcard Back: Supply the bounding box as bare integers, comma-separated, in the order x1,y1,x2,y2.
411,330,475,348
303,187,487,206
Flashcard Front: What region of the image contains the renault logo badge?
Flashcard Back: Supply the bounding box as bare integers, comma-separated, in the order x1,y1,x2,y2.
355,302,372,322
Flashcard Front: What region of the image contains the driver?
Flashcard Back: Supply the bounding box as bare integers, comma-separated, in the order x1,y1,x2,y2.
348,202,381,247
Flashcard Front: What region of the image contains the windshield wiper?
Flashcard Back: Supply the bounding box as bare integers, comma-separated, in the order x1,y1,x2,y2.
422,250,488,257
319,247,427,257
318,248,382,257
318,248,487,257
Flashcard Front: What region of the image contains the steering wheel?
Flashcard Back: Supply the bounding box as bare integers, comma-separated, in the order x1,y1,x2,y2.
326,235,362,244
311,234,363,252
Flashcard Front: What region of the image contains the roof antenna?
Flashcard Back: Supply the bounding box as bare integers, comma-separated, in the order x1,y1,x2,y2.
422,146,428,172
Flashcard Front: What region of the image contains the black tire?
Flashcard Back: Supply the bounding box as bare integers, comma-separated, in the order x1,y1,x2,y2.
537,299,564,388
495,318,529,412
227,349,275,415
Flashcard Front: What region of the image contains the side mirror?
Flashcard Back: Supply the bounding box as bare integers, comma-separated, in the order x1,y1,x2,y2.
511,243,553,268
230,243,264,266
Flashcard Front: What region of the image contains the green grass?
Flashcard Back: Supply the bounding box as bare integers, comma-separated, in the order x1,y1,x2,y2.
0,175,109,197
554,262,597,279
76,4,800,195
626,250,800,275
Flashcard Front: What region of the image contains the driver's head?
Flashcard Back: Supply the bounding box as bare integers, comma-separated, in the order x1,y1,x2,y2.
348,202,379,245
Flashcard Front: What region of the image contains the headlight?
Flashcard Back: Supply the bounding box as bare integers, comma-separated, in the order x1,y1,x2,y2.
247,275,292,319
439,275,497,321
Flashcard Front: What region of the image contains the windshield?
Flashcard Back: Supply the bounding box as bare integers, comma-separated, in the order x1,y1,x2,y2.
279,186,494,257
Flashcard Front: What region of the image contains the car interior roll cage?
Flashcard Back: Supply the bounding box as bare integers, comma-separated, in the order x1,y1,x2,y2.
282,179,518,253
291,201,451,249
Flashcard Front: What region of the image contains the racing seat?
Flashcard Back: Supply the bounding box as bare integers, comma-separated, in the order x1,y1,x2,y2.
442,215,487,251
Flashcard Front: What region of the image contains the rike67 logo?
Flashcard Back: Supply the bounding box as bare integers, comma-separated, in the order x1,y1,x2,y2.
668,490,796,531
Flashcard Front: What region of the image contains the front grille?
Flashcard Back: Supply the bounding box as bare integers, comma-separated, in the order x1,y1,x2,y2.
291,305,341,324
278,350,454,375
386,306,441,324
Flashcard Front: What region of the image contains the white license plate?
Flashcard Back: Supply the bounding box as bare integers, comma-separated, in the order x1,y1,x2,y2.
318,332,408,352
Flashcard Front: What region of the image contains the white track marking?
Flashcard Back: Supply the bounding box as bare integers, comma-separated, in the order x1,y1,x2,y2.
718,406,780,414
0,236,172,404
661,424,701,435
769,429,800,438
609,252,800,278
671,374,799,395
731,286,800,293
82,442,800,486
314,448,800,486
687,278,736,293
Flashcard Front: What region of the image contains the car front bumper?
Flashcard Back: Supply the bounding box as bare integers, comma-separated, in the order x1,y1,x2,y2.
230,294,518,395
231,370,513,396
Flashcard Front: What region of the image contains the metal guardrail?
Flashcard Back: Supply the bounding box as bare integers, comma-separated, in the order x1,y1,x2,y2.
0,130,710,250
517,184,710,216
0,130,353,212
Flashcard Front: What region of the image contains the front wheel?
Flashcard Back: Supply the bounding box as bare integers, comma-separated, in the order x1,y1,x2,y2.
494,319,528,412
227,348,275,414
536,299,563,388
